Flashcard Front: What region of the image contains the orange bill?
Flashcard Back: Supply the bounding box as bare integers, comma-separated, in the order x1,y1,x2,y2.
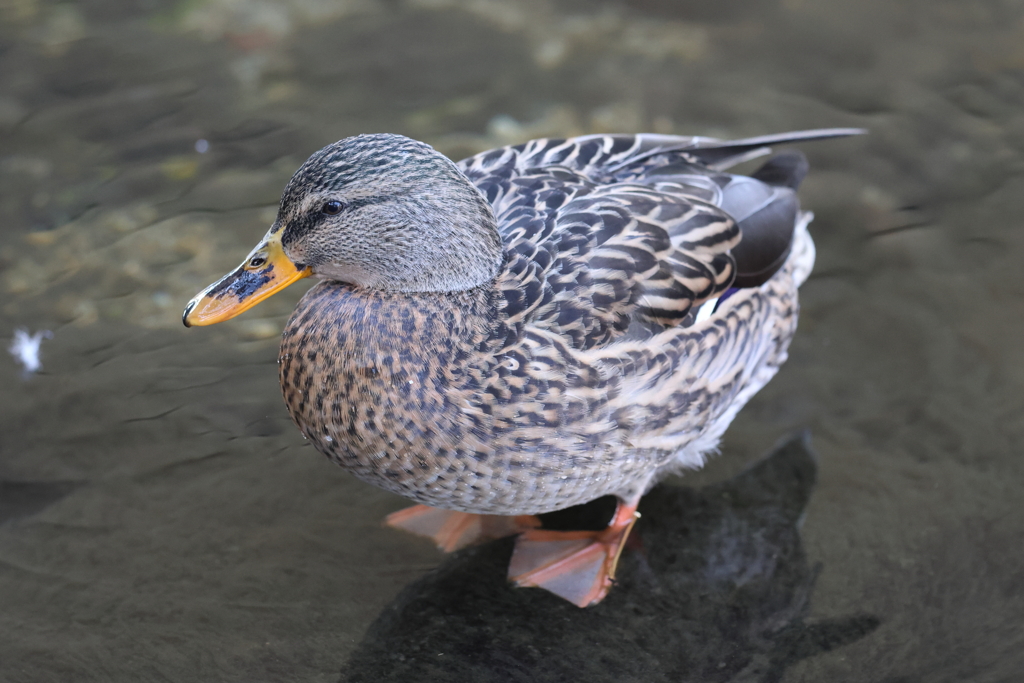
182,231,311,327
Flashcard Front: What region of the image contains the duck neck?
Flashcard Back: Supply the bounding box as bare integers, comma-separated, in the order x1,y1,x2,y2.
382,194,504,292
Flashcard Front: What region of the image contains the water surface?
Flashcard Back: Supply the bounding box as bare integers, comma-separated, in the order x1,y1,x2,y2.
2,0,1023,680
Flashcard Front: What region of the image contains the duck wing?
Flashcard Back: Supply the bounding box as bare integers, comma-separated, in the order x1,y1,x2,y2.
457,130,862,351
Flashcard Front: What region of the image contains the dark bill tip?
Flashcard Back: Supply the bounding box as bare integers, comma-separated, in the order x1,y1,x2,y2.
182,300,195,328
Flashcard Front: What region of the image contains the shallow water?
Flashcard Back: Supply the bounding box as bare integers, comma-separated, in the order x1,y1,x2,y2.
2,0,1023,680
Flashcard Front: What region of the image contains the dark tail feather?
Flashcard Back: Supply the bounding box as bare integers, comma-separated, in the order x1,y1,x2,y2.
750,150,809,190
731,189,799,288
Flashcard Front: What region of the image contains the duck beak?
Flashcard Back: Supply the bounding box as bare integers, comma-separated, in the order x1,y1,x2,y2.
183,230,312,327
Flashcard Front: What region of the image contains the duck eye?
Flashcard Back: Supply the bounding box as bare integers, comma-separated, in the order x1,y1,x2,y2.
322,200,344,215
248,255,267,269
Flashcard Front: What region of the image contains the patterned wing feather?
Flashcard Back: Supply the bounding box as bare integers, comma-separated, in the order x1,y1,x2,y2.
459,136,744,351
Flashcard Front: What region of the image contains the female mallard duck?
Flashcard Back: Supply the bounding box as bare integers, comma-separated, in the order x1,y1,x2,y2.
184,128,861,607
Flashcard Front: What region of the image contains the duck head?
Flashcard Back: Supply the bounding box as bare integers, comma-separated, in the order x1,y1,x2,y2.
183,134,503,327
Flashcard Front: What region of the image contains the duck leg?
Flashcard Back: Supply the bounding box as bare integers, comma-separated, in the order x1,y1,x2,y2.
508,500,639,607
385,504,541,552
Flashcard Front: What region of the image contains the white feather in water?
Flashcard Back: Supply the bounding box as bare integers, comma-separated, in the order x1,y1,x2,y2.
9,328,52,376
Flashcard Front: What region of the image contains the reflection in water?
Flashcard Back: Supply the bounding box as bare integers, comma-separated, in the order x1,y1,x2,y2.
0,480,76,525
341,434,878,683
3,0,1024,678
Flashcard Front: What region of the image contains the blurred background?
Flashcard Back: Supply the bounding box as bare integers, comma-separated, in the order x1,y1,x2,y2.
1,0,1023,680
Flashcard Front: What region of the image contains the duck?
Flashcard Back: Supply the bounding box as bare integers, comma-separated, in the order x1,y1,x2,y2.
183,128,863,607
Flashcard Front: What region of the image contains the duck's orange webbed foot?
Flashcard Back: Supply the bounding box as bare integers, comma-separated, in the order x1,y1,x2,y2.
508,501,639,608
385,504,541,553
